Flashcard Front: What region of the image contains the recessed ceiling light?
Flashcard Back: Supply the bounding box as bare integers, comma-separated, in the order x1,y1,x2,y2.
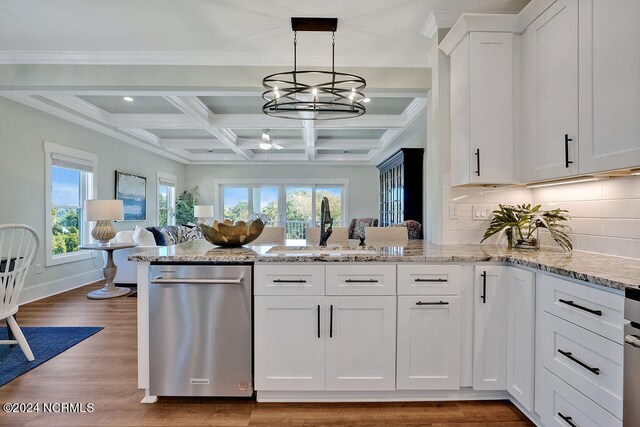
123,96,134,102
363,98,371,103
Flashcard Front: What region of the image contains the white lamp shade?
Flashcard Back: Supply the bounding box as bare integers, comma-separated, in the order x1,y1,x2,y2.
85,199,124,221
194,205,214,218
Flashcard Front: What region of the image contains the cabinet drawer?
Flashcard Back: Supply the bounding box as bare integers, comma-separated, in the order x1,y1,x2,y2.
538,274,624,343
255,264,325,296
538,368,621,427
540,311,623,419
397,264,460,295
326,264,396,295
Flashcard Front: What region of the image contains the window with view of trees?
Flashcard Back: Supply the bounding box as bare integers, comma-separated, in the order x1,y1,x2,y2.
45,141,96,266
158,184,175,227
221,183,346,239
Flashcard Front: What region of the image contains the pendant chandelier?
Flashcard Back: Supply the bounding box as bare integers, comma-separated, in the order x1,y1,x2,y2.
262,17,367,120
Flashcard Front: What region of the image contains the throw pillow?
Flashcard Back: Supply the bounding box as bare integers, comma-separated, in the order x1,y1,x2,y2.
160,228,173,246
132,226,156,246
114,231,135,244
163,225,180,245
145,226,167,246
180,225,203,241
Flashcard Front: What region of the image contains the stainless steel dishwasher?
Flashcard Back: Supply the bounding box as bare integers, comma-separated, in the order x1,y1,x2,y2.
625,286,640,425
148,264,253,397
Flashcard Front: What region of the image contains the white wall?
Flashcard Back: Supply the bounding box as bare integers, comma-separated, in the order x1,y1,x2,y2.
532,176,640,259
0,97,186,302
185,164,379,224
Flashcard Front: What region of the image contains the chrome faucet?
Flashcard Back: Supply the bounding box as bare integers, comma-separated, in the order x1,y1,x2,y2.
319,196,333,246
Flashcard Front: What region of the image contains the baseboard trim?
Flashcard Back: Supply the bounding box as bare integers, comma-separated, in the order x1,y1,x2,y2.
19,269,102,305
256,388,509,403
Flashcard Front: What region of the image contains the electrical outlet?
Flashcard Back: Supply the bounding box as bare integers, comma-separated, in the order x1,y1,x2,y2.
449,205,459,220
34,263,43,274
472,205,493,221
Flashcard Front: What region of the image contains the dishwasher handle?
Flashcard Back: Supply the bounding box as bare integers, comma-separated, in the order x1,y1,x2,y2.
151,276,243,285
625,334,640,349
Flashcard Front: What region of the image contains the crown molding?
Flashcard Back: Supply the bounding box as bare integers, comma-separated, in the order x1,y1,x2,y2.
421,11,464,39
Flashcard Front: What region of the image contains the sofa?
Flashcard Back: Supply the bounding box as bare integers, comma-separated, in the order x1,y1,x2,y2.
108,225,202,284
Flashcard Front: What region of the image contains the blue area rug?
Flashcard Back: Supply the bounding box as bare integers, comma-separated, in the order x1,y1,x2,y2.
0,326,103,386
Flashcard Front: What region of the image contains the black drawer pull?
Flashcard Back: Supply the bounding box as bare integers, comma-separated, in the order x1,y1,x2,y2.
416,301,449,306
480,271,487,304
344,279,378,283
414,278,447,283
273,279,307,283
557,412,576,427
329,304,334,338
557,349,600,375
317,305,321,338
558,299,602,316
475,148,481,176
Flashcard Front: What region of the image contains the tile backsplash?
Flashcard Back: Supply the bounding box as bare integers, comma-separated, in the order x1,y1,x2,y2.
532,175,640,259
442,174,640,259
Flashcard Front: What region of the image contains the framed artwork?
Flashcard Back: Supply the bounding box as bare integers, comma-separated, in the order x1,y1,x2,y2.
115,170,147,221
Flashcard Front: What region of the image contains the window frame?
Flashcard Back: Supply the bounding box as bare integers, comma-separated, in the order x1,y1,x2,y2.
44,141,97,266
157,171,177,227
215,179,348,227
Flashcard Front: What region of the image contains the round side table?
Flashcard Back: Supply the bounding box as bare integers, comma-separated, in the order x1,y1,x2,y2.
79,243,138,299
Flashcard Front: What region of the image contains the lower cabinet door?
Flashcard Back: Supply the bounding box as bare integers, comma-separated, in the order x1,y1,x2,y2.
506,268,535,411
254,296,325,390
396,295,461,390
473,266,508,390
325,296,396,390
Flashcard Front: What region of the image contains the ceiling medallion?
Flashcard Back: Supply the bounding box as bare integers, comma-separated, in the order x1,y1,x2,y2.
262,17,367,120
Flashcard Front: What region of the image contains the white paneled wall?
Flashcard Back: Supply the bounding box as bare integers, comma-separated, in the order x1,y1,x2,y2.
532,175,640,259
441,174,532,245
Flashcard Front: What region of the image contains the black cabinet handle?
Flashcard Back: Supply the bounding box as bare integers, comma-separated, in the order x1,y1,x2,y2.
414,278,447,283
416,301,449,306
345,279,378,283
329,304,334,338
564,134,573,168
557,349,600,375
481,271,487,304
273,279,307,283
558,299,602,316
557,412,577,427
475,148,481,176
317,304,321,338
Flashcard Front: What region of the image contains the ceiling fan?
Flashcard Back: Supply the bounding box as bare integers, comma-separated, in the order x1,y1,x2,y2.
256,129,284,150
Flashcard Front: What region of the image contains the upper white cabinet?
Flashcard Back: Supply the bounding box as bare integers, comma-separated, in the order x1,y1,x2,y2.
473,266,508,390
578,0,640,172
449,32,515,186
522,0,580,181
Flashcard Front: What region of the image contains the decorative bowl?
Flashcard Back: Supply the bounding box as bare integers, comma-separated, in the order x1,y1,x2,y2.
200,218,265,247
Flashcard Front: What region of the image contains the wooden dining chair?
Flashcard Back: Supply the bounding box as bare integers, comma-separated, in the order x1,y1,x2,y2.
0,224,40,361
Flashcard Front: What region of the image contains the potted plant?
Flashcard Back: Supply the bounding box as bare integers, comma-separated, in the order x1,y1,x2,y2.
481,204,572,251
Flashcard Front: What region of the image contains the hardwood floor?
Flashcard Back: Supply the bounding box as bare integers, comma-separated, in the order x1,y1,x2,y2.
0,282,534,427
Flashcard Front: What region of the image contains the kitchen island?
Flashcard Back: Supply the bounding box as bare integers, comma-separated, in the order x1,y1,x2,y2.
131,240,639,426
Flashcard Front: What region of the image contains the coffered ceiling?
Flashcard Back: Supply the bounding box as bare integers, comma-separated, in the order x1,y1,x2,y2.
0,0,530,164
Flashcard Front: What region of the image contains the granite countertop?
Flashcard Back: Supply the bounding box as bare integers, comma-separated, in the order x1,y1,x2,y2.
129,239,640,291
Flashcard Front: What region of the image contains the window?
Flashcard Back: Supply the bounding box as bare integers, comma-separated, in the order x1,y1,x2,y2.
45,141,97,266
218,180,347,240
157,172,177,227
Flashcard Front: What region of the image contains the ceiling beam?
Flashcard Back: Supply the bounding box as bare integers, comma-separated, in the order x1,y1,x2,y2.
163,95,253,160
160,139,223,149
211,114,405,130
316,139,382,150
5,93,189,163
108,114,198,129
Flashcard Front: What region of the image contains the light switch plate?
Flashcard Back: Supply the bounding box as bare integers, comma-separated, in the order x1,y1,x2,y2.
472,204,493,221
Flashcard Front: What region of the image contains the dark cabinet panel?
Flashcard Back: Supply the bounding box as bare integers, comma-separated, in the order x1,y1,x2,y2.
377,148,423,230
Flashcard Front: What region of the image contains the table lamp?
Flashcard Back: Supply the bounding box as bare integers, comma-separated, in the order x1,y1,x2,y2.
194,205,214,224
85,199,124,243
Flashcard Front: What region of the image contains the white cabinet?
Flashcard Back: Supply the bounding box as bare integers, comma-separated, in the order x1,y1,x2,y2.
325,297,396,391
578,0,640,172
450,32,515,186
254,296,325,391
522,0,579,181
506,268,535,412
473,266,508,390
397,296,461,390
